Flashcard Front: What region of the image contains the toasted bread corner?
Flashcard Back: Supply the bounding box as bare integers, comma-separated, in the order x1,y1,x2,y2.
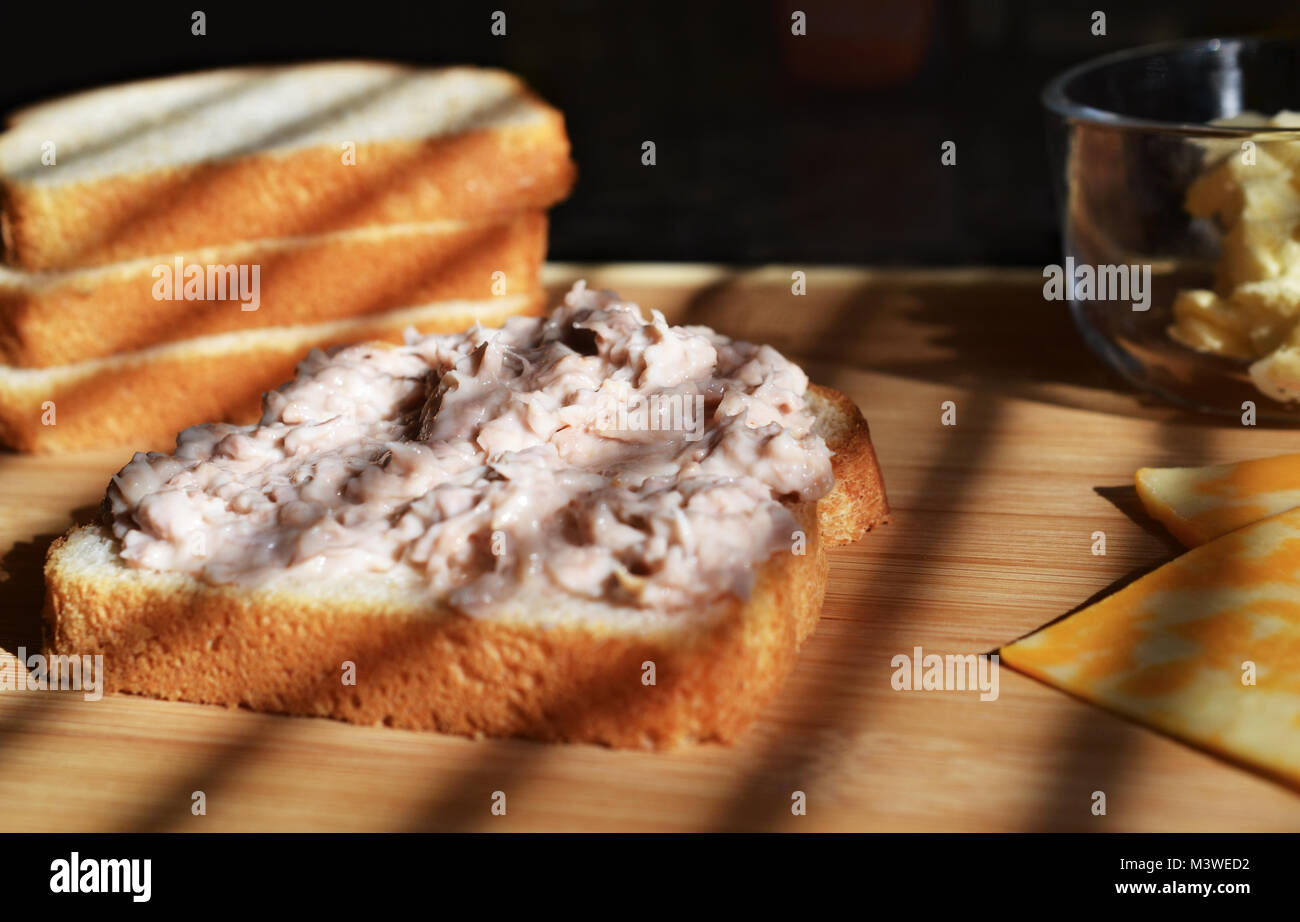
807,383,889,546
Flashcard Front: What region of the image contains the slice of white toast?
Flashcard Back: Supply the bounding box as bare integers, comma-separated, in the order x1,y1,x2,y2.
42,384,888,747
0,213,547,367
0,62,575,270
0,292,544,453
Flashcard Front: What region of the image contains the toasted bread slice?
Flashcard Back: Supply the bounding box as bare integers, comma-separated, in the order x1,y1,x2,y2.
42,383,887,747
0,63,575,270
0,213,546,367
0,292,543,453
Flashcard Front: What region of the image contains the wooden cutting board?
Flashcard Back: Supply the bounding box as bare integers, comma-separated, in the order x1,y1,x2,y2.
3,264,1299,832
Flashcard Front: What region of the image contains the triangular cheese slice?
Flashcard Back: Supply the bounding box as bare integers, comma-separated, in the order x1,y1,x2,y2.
1136,453,1300,546
1002,505,1300,787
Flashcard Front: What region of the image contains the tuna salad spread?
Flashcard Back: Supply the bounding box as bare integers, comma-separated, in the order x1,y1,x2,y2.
106,282,834,613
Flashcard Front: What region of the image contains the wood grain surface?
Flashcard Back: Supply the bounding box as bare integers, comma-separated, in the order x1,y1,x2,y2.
2,264,1299,832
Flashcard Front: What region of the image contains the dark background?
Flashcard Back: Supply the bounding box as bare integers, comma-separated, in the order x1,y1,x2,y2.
2,0,1299,265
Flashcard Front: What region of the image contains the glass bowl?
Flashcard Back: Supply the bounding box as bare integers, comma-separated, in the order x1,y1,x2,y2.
1044,36,1300,420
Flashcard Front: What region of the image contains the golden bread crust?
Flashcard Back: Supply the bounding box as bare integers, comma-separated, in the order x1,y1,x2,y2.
0,292,545,453
44,503,825,747
3,119,575,271
806,383,890,545
0,214,547,367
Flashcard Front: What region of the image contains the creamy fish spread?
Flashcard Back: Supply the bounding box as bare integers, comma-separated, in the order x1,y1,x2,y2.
107,282,834,613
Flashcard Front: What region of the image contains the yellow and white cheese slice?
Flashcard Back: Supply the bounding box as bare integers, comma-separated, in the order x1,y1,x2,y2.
1002,505,1300,787
1136,453,1300,546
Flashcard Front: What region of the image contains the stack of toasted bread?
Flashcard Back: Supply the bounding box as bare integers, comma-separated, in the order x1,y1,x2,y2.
0,61,575,452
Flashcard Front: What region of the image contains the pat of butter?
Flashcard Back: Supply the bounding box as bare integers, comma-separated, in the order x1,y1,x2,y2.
1136,454,1300,546
1003,505,1300,787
